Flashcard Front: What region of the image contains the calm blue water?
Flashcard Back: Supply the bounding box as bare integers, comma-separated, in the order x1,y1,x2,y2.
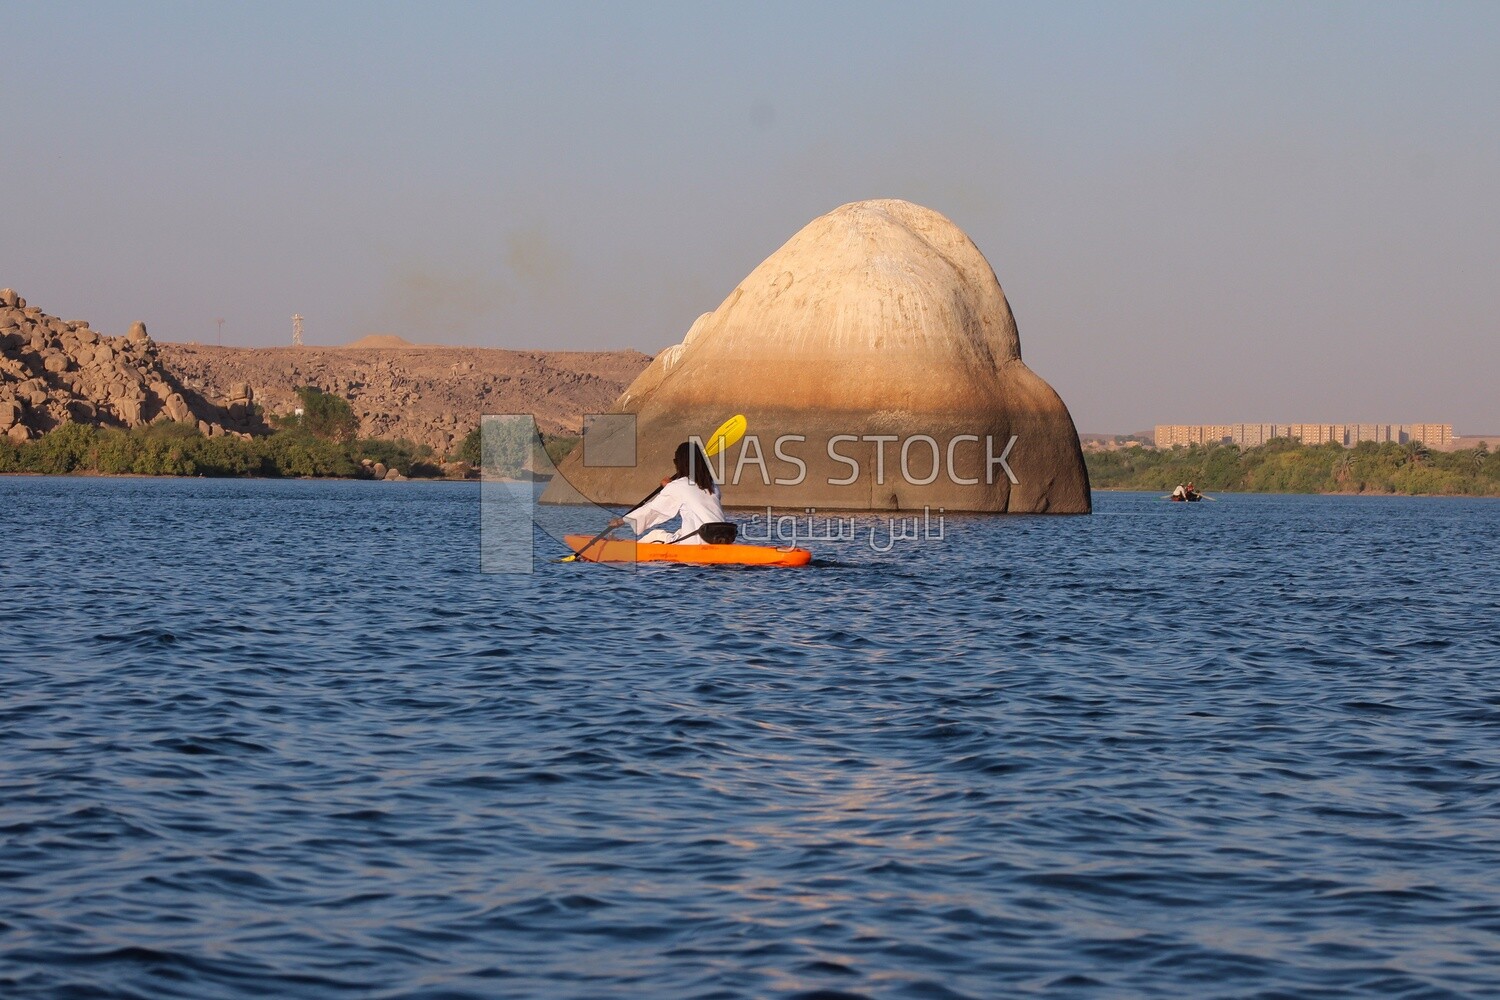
1,478,1498,999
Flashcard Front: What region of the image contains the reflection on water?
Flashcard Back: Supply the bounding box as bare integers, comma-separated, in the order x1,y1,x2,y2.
1,478,1497,998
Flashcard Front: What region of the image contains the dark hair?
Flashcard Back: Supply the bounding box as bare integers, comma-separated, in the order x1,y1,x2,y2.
673,441,716,493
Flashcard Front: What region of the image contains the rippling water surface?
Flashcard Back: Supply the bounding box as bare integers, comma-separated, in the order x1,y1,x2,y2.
2,477,1498,999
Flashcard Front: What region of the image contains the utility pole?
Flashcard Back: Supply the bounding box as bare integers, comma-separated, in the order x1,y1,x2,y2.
216,317,224,346
292,314,304,347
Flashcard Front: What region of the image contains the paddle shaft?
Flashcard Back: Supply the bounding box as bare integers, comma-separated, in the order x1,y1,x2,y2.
566,484,664,560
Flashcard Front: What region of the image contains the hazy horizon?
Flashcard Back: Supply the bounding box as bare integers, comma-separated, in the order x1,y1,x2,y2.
3,1,1496,433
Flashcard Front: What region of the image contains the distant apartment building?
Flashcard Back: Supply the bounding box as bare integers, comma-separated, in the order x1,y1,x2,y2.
1152,423,1453,449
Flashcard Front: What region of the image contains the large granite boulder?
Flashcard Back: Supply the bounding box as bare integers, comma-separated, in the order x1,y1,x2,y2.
542,199,1090,513
164,392,192,424
114,397,144,425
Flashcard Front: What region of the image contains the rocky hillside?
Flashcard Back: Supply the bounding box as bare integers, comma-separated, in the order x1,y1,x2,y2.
0,288,652,456
0,289,254,443
157,342,651,455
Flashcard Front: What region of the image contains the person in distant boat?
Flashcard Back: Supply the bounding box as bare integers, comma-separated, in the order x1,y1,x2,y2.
1186,481,1198,500
608,441,725,544
1172,483,1188,500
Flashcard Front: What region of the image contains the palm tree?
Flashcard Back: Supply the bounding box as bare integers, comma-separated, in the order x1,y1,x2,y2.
1333,452,1354,485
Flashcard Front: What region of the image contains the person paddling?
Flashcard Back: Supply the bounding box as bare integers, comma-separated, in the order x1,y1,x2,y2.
608,441,725,544
1172,483,1188,500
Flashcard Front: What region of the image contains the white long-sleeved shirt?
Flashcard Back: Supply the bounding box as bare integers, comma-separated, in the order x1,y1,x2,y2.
624,478,725,544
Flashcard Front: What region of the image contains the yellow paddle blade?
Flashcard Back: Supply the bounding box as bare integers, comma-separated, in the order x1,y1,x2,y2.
704,414,747,457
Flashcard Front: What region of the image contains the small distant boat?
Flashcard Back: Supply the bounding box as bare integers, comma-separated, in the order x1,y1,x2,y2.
1170,492,1203,502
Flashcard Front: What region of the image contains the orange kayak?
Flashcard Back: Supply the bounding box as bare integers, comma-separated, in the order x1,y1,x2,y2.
563,534,812,567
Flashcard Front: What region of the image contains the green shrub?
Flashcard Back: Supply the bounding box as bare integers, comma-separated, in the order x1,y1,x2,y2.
354,437,423,475
293,387,358,442
191,435,261,476
93,429,140,474
28,422,96,474
258,431,356,478
455,427,481,466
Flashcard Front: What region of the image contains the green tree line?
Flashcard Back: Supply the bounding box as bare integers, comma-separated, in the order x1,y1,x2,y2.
1086,438,1499,496
0,384,581,480
0,421,452,478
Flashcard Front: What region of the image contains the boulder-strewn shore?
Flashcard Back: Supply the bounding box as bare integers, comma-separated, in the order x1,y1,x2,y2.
0,289,257,443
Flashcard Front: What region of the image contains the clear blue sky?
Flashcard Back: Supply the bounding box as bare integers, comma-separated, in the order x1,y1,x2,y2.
3,1,1496,432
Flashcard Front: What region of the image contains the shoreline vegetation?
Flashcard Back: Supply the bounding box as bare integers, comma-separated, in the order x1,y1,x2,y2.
1086,438,1499,498
0,388,580,480
0,422,580,480
3,412,1496,498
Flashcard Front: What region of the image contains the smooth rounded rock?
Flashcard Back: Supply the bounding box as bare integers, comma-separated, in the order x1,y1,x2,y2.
165,393,191,423
543,199,1090,513
114,398,144,425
